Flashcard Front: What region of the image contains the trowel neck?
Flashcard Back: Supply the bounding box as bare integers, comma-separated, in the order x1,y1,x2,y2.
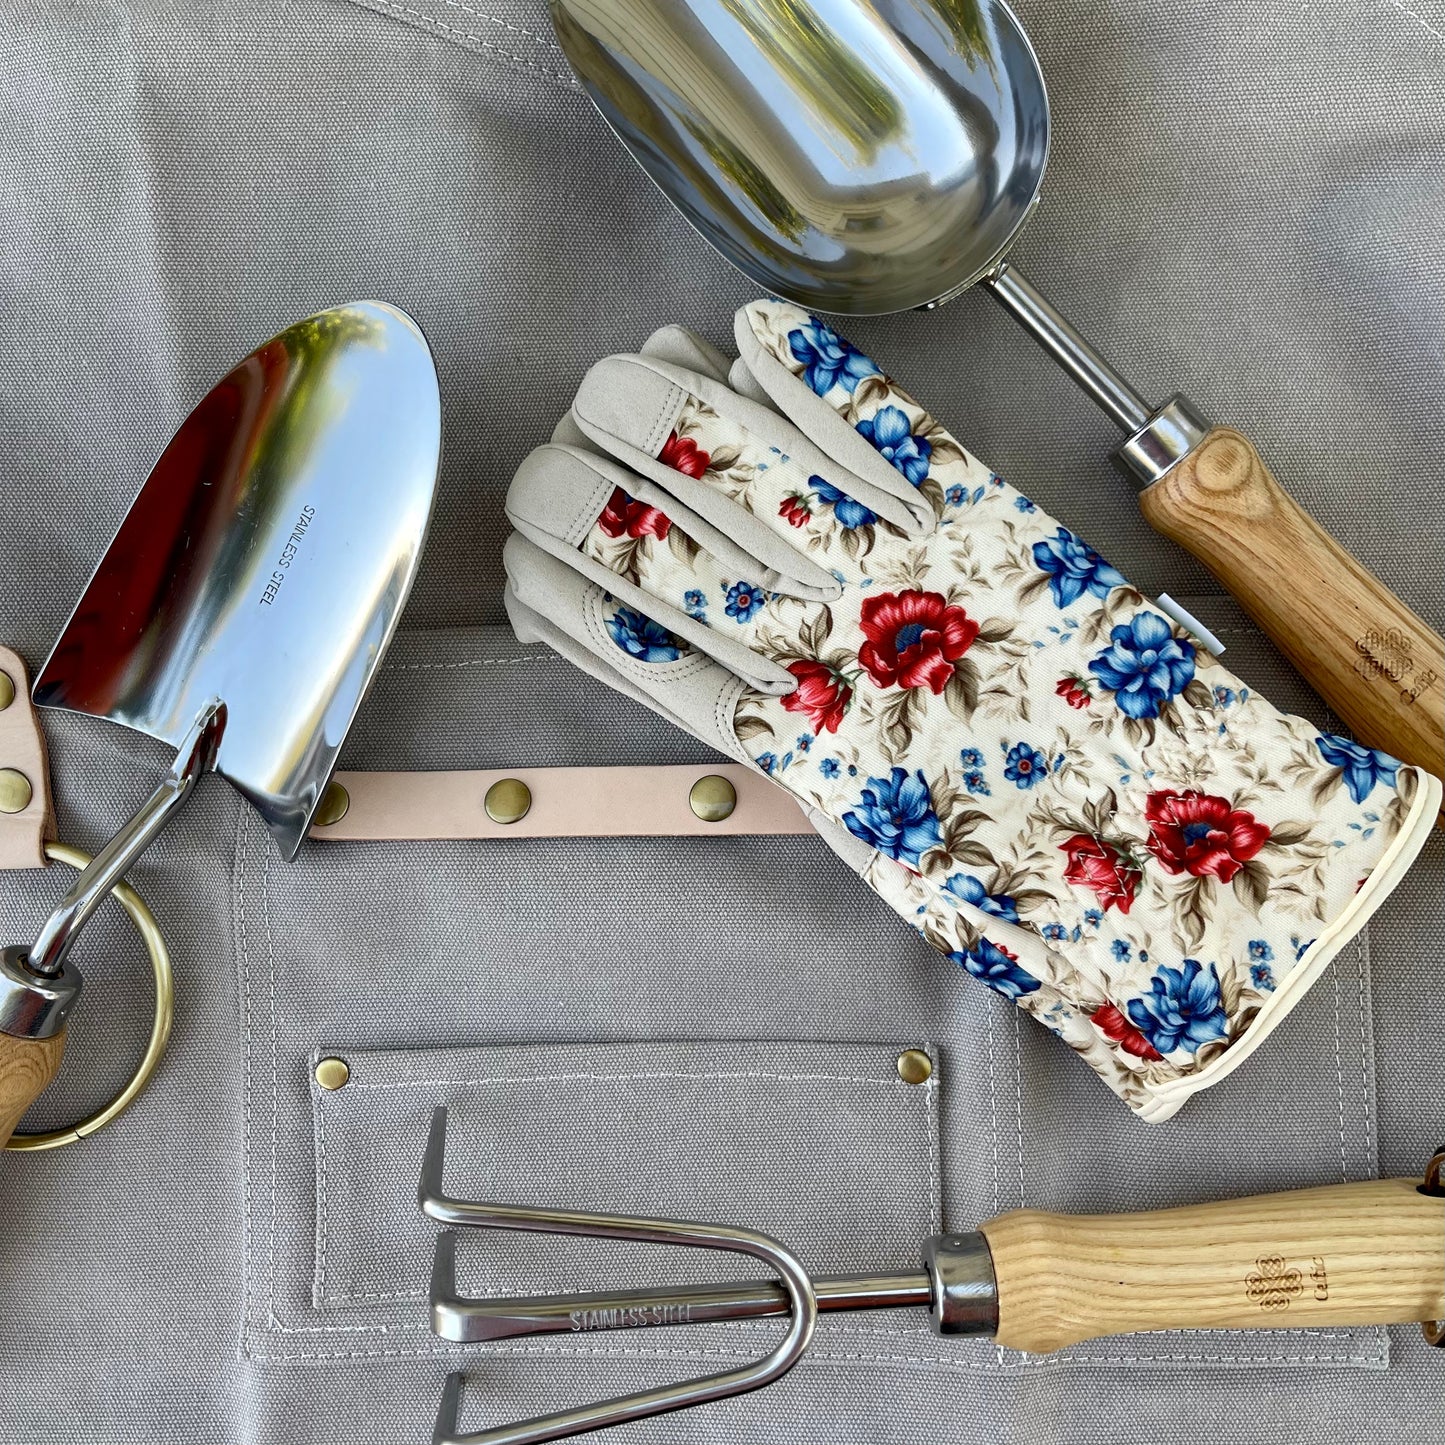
25,702,224,979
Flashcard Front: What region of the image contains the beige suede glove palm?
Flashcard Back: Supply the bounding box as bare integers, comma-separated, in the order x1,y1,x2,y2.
502,300,1438,1121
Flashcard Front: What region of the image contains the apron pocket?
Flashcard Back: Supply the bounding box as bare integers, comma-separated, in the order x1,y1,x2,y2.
309,1039,942,1315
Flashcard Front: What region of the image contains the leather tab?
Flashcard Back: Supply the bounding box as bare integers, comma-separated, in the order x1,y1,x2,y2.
0,648,54,869
309,765,813,841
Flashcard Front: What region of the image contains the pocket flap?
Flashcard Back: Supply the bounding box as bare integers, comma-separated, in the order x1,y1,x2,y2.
311,1039,942,1310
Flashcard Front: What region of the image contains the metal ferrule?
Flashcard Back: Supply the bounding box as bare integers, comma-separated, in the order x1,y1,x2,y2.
921,1231,999,1335
1115,393,1213,487
0,943,83,1039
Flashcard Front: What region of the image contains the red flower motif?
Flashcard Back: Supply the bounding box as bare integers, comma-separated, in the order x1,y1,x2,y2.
857,589,980,695
1144,789,1271,884
1059,834,1140,914
1056,675,1092,709
598,486,671,541
780,660,852,734
778,495,811,529
1091,1003,1164,1062
658,430,710,479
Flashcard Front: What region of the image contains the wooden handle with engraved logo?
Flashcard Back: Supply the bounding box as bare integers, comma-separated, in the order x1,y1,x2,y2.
979,1177,1445,1353
1139,429,1444,783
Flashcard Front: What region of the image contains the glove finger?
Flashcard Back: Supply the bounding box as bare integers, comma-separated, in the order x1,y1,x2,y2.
507,445,802,694
640,323,733,382
734,300,992,525
572,351,930,545
504,531,756,759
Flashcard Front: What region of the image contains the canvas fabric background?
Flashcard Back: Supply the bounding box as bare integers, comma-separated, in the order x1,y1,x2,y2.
0,1,1441,1441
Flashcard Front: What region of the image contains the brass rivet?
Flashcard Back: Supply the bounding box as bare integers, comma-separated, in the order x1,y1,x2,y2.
314,1057,351,1091
0,671,14,711
0,768,33,815
485,777,532,825
896,1049,933,1085
313,781,350,827
689,774,737,822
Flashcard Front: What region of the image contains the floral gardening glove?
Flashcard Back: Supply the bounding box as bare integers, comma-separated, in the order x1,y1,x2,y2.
503,301,1439,1122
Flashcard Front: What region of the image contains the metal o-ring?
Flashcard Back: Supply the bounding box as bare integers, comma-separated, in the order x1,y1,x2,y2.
4,841,174,1152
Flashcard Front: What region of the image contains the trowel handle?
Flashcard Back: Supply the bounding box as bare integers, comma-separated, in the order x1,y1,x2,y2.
0,1031,65,1145
979,1176,1445,1353
1138,428,1445,782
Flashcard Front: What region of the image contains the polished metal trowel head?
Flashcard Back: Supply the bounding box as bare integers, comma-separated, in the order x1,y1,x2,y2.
552,0,1050,314
33,301,442,860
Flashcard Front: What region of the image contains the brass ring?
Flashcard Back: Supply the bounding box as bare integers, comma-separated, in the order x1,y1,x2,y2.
4,842,173,1152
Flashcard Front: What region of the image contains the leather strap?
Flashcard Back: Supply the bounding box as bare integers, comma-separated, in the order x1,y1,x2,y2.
0,648,54,869
310,765,814,841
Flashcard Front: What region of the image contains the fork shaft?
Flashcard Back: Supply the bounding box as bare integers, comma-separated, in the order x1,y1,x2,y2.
437,1271,931,1343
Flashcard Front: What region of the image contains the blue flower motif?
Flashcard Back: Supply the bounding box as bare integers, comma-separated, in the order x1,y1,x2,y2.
1031,526,1127,609
855,406,931,486
1041,923,1068,941
756,752,777,774
810,475,877,529
1293,936,1315,960
1111,938,1131,962
1250,963,1276,991
942,874,1020,923
1316,733,1401,804
945,484,966,506
841,767,943,869
606,607,682,663
724,580,766,622
684,589,706,610
1248,940,1274,962
1014,495,1037,513
1214,686,1236,709
819,757,841,779
1126,959,1229,1056
951,939,1041,1000
1084,908,1103,927
1002,741,1050,789
959,747,985,769
1088,611,1197,719
963,770,991,796
795,734,813,752
788,318,880,396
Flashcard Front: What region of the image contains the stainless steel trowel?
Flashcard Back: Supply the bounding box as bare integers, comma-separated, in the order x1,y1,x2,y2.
0,301,441,1145
552,0,1444,785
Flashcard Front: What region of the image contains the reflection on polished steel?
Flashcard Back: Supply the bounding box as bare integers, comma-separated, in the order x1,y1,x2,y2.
553,0,1050,315
16,302,440,990
555,0,1190,449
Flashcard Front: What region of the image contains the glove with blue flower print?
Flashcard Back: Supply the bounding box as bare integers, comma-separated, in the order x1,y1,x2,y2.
502,300,1439,1122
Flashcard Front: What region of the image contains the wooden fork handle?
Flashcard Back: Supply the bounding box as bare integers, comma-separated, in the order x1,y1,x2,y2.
981,1177,1445,1353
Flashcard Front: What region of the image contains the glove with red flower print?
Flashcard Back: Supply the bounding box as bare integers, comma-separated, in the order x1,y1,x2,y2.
502,301,1439,1122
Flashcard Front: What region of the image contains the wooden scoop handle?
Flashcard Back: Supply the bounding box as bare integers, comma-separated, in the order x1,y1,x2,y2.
1139,428,1445,779
0,1029,65,1146
980,1177,1445,1353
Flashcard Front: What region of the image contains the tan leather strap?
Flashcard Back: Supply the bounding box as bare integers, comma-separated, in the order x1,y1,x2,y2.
0,647,54,869
310,765,814,841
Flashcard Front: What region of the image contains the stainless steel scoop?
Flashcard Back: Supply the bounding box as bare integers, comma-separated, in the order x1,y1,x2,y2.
0,302,441,1142
553,0,1445,784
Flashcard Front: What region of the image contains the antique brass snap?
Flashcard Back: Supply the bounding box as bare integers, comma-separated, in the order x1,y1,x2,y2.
313,780,350,827
314,1057,351,1091
689,774,737,822
0,670,14,710
485,777,532,825
0,768,32,814
896,1049,933,1085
